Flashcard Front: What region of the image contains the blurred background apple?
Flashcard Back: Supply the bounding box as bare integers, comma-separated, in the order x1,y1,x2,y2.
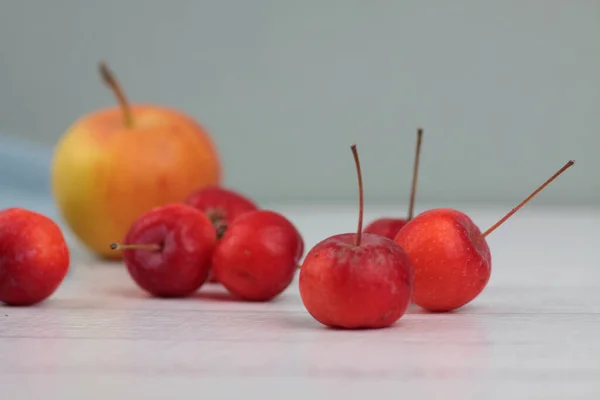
51,63,221,259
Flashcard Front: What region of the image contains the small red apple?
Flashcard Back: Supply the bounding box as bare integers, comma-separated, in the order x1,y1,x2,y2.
394,160,575,312
110,203,216,297
299,144,414,329
185,186,259,238
211,210,302,301
363,128,423,240
185,186,259,283
0,208,70,306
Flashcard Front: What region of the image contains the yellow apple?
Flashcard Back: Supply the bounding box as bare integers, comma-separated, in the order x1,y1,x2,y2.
51,62,222,259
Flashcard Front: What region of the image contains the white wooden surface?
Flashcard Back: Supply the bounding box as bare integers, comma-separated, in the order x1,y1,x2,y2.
1,203,600,399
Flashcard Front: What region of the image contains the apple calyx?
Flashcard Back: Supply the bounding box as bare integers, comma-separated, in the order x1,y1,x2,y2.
98,61,134,128
206,209,228,239
350,144,364,247
479,160,575,240
215,223,227,239
109,242,161,251
407,128,424,221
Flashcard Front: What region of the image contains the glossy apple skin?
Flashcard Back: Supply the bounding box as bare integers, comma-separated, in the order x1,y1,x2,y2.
394,208,491,312
51,105,222,260
212,210,301,301
122,203,217,297
299,233,413,329
363,217,408,240
185,186,259,283
0,208,70,306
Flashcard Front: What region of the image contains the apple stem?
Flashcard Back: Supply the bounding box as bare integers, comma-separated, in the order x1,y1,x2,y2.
351,144,364,247
98,62,134,128
480,160,575,239
109,242,161,251
407,127,424,221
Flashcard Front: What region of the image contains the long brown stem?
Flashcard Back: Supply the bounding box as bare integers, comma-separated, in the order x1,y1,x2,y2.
110,242,161,251
98,62,134,128
480,160,575,239
407,127,424,221
351,144,364,247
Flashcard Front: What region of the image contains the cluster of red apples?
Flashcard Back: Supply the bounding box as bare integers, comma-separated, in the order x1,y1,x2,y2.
299,130,574,329
110,187,304,301
0,186,304,306
0,128,575,333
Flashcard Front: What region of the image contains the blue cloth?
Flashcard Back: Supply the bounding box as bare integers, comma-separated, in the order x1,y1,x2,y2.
0,135,62,222
0,135,53,196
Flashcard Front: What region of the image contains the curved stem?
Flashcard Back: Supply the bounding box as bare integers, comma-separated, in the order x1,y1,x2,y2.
481,160,575,239
110,242,161,251
98,61,134,128
407,127,423,221
351,144,364,247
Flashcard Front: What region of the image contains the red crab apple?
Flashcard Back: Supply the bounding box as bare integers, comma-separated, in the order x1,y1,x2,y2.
299,144,414,329
185,186,259,282
185,186,258,238
363,128,423,239
0,208,70,306
110,203,216,297
394,160,575,312
211,209,302,301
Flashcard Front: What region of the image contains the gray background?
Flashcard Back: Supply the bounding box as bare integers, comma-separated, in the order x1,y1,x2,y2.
0,0,598,206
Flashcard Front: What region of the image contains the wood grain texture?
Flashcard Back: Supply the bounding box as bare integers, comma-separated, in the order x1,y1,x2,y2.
1,205,600,399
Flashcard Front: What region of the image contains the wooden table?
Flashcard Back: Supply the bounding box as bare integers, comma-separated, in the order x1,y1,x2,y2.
1,204,599,399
